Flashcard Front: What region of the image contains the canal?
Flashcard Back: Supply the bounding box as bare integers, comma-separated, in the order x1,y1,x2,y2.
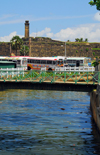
0,89,100,155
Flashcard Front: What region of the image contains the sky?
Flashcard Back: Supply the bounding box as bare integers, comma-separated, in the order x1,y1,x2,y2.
0,0,100,42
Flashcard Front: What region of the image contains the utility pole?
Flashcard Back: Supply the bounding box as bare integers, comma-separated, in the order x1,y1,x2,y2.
24,45,25,56
65,42,66,58
29,38,31,56
10,43,11,56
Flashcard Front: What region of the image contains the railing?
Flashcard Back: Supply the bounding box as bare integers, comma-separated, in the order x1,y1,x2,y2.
41,66,95,73
0,68,99,84
55,66,94,72
0,68,25,79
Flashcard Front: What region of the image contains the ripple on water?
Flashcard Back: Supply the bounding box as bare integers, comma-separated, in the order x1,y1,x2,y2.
0,90,99,155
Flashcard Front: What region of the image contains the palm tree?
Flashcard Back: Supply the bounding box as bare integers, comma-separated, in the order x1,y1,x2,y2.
79,38,83,42
85,38,88,42
20,45,29,56
10,36,23,56
75,38,79,42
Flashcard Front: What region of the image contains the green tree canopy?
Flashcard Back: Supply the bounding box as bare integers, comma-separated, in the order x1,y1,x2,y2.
20,45,29,56
89,0,100,10
10,36,23,56
75,38,80,42
85,38,88,42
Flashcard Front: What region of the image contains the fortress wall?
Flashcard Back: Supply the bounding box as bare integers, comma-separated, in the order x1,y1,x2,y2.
0,43,10,56
0,38,100,58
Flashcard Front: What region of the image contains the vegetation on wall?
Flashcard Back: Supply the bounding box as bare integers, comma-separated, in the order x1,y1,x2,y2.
20,45,29,56
86,48,89,52
75,38,88,42
92,48,100,50
10,36,23,56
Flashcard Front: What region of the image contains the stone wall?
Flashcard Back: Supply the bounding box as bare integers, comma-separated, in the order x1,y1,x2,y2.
90,85,100,132
0,37,100,58
0,43,11,56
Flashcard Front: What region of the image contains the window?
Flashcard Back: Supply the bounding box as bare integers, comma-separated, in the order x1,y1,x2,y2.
64,60,67,63
53,61,56,65
17,60,21,65
34,60,40,64
67,60,72,63
36,60,40,64
22,58,27,65
41,60,46,64
72,60,76,63
28,59,35,63
80,60,83,63
47,60,52,64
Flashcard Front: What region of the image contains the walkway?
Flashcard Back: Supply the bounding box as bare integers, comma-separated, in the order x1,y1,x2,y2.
0,69,98,92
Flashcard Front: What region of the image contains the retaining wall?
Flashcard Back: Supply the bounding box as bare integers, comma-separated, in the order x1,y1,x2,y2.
90,84,100,131
0,38,100,58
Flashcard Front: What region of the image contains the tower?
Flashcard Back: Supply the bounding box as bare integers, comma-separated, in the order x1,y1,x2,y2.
25,20,29,38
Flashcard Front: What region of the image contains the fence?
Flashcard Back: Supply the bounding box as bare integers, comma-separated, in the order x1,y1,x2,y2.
0,67,99,84
41,66,95,73
0,68,25,78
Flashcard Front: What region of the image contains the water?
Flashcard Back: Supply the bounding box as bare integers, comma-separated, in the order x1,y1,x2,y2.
0,89,100,155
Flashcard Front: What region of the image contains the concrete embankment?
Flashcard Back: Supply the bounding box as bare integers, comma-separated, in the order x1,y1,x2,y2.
0,81,97,92
90,84,100,131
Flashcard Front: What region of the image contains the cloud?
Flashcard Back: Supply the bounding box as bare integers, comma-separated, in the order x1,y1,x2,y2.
0,31,24,42
0,14,16,20
94,12,100,21
30,23,100,42
31,28,51,37
0,14,93,25
0,14,32,25
1,23,100,42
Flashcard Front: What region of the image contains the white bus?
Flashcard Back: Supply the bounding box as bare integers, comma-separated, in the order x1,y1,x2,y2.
0,56,91,70
64,57,92,67
27,56,67,71
0,56,28,69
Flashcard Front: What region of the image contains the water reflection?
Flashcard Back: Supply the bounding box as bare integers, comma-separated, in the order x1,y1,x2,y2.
0,89,100,155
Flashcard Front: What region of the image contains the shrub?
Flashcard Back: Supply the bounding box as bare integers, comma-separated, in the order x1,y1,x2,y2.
86,48,89,52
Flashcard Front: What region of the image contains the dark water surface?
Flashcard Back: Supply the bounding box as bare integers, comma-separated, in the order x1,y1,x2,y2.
0,89,100,155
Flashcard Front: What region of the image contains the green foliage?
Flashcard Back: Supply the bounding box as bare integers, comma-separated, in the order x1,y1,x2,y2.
67,40,70,42
89,0,100,10
92,48,100,50
75,38,88,42
10,36,23,56
93,52,95,56
76,50,78,53
86,48,89,52
85,38,88,42
20,45,29,56
92,61,99,67
79,38,83,42
75,38,80,42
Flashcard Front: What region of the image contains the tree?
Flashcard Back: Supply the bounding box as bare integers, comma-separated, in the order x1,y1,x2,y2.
67,40,70,42
20,45,29,56
85,38,88,42
89,0,100,10
75,38,79,42
10,36,23,56
79,38,83,42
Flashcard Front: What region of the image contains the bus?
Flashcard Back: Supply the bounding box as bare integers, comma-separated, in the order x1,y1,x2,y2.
64,57,91,67
27,56,67,71
0,56,28,69
0,56,92,70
